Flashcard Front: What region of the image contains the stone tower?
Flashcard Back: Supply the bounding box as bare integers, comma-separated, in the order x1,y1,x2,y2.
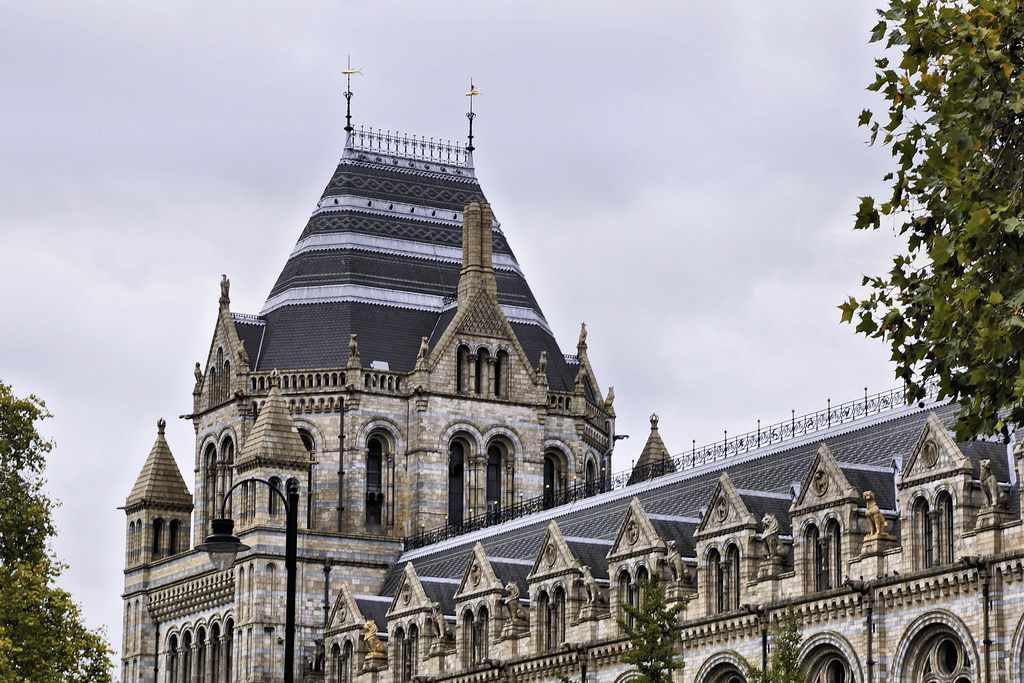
122,125,615,682
121,418,193,683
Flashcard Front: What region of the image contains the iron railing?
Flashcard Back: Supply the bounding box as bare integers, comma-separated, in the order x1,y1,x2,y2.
403,382,938,550
350,127,471,168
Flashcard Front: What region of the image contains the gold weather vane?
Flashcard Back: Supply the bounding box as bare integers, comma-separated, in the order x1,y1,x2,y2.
466,80,480,152
343,57,362,133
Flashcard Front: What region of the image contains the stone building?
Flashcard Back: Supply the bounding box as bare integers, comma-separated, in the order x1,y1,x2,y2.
123,120,1024,683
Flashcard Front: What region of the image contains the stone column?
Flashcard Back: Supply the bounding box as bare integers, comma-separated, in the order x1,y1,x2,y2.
468,353,478,394
487,357,496,396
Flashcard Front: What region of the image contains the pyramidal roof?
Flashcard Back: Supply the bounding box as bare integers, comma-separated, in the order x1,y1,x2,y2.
238,372,310,465
232,127,578,391
628,414,676,485
125,419,193,511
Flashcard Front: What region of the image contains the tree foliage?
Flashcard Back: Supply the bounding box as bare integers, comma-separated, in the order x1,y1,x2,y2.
744,607,805,683
616,578,689,683
0,381,113,682
841,0,1024,439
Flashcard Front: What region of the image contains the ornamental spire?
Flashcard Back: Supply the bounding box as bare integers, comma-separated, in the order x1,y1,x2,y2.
465,80,480,152
342,57,362,133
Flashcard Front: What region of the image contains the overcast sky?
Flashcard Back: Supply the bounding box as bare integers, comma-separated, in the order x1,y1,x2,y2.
0,1,904,669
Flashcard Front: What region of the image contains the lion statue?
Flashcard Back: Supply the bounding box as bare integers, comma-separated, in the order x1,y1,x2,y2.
504,580,525,622
980,458,1007,508
362,620,386,660
761,513,782,560
864,491,890,537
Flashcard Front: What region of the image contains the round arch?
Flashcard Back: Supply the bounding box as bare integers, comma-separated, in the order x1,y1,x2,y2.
292,418,327,453
482,425,524,456
695,650,749,683
889,609,980,683
216,427,239,452
799,630,864,683
437,422,484,453
355,417,404,453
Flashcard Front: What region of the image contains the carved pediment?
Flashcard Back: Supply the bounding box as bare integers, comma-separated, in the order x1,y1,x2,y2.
694,472,756,539
386,564,432,620
791,444,858,513
608,498,666,562
900,412,971,485
327,582,364,634
528,520,580,581
453,542,503,602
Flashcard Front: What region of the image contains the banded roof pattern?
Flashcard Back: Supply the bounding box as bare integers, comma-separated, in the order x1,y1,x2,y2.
232,136,578,389
381,401,1017,601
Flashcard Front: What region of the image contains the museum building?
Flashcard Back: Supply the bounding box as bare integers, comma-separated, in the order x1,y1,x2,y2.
122,115,1024,683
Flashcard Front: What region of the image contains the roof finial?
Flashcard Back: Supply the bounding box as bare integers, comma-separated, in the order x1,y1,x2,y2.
342,57,362,133
465,80,480,152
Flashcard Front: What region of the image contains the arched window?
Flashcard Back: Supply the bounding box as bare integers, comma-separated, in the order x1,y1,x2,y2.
915,498,934,568
707,663,746,683
196,626,207,683
552,586,565,646
395,624,417,683
393,626,406,683
168,520,180,556
617,568,634,625
807,524,824,591
366,436,384,526
937,492,954,564
538,590,551,649
182,630,193,683
331,643,341,683
585,458,597,495
167,634,179,683
909,629,972,682
204,443,218,531
543,455,558,508
448,441,465,527
806,647,851,683
708,548,724,614
724,545,740,611
342,640,353,683
224,618,233,682
209,623,221,683
823,520,842,589
268,477,282,516
152,518,164,558
486,444,502,520
300,431,315,458
461,609,475,668
473,606,489,664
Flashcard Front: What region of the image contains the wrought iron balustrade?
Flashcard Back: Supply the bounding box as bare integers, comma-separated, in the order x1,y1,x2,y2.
404,382,937,550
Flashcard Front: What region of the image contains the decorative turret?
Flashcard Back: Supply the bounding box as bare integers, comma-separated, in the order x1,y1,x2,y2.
236,371,309,468
628,414,676,485
123,418,193,567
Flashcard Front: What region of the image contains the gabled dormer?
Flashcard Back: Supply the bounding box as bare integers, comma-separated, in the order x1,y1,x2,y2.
195,276,251,415
452,542,506,667
387,564,433,627
693,473,757,618
790,444,863,593
607,498,666,627
122,418,193,568
425,202,549,405
527,521,580,651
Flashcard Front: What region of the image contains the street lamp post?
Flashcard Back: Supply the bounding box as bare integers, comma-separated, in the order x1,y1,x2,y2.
197,477,299,683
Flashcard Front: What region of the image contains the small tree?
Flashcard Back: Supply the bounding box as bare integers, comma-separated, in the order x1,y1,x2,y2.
744,607,804,683
616,577,689,683
0,381,113,682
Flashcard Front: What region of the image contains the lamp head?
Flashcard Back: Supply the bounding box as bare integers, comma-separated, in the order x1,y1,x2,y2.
196,518,250,571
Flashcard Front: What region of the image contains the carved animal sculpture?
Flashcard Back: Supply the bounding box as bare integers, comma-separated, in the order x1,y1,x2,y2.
665,540,688,582
761,513,781,559
864,491,890,537
503,580,524,622
980,458,1007,508
362,621,386,657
